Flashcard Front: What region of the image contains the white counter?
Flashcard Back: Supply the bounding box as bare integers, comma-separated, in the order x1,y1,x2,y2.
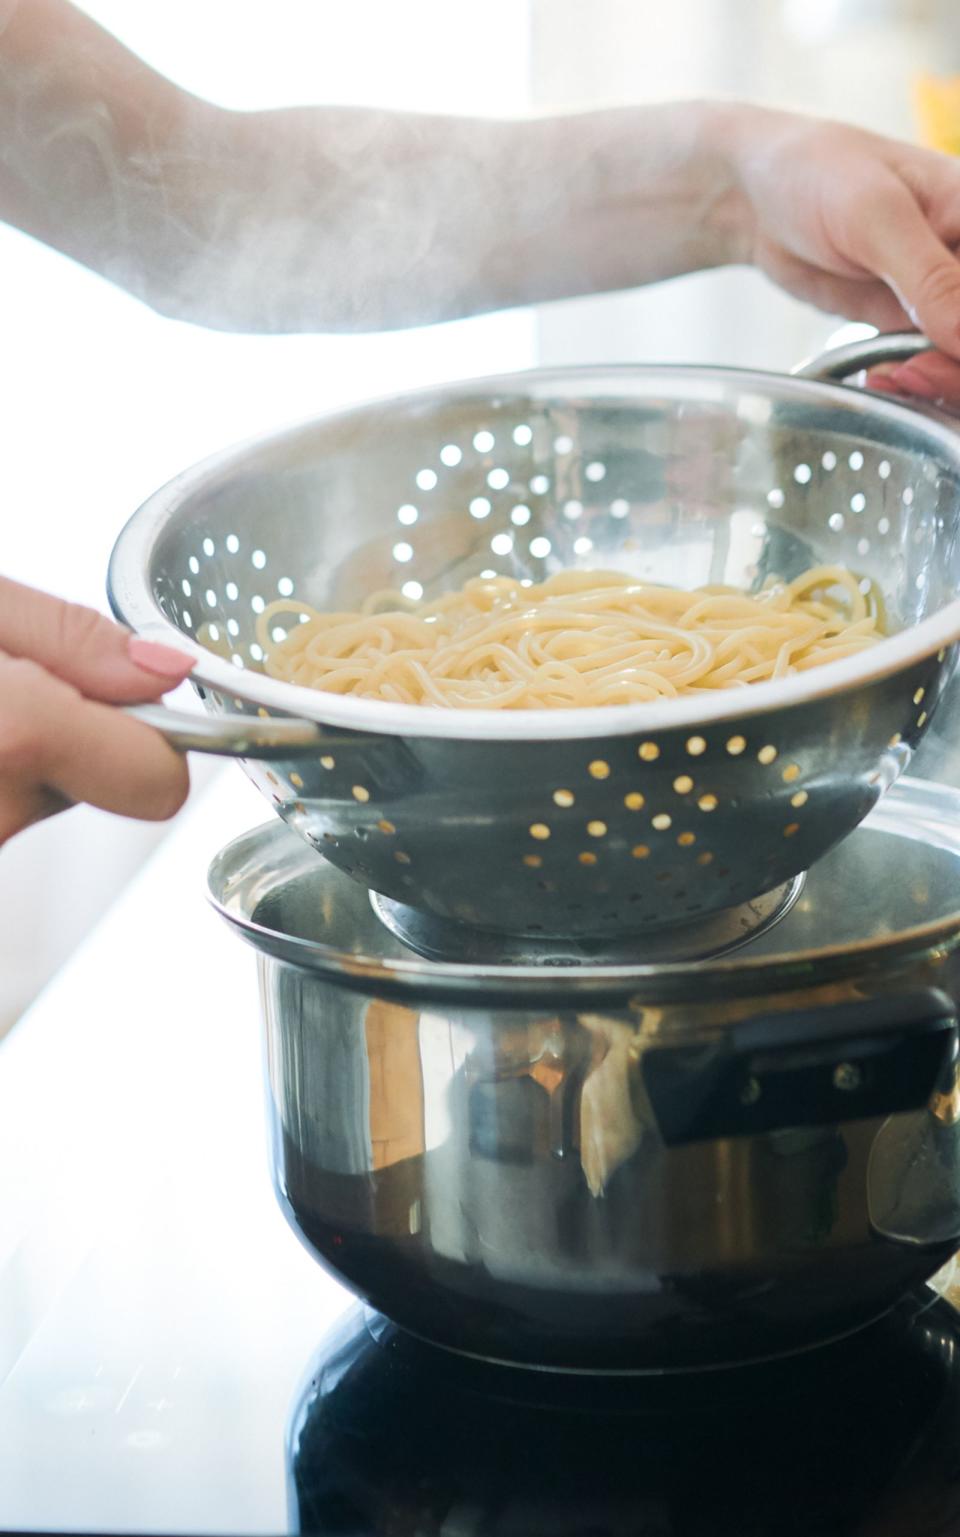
0,768,353,1534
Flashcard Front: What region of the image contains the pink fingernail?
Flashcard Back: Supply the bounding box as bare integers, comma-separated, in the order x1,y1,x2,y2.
128,636,196,678
886,365,941,398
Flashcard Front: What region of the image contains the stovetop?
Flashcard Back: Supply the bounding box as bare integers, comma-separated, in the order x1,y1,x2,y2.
293,1293,960,1537
5,773,960,1537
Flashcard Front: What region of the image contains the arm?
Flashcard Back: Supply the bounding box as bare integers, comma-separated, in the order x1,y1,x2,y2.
4,3,960,356
0,1,746,332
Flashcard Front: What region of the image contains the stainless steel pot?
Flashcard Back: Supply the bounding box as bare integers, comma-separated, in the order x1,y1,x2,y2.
210,778,960,1372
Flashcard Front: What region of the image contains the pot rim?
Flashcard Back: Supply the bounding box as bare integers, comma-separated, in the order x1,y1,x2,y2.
207,776,960,1003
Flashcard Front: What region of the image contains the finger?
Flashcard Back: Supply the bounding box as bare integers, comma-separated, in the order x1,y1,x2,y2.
758,242,960,396
0,777,68,848
867,349,960,404
866,370,906,396
850,181,960,358
757,241,915,331
0,576,195,704
0,654,190,822
806,277,911,332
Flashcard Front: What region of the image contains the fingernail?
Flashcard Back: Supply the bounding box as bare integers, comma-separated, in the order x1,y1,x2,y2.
128,636,196,678
866,366,899,393
885,364,941,398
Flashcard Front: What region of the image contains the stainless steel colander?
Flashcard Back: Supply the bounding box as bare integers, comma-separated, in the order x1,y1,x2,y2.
108,333,960,940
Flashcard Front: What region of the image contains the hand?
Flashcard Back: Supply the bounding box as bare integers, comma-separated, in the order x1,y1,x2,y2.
865,346,960,407
729,108,960,403
0,577,193,846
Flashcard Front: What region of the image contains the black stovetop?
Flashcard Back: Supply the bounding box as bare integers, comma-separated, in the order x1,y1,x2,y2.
290,1292,960,1536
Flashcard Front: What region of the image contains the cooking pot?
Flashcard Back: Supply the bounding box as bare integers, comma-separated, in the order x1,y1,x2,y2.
210,776,960,1371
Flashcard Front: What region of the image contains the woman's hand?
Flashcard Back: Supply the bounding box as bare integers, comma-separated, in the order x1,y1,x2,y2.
0,577,194,846
729,107,960,402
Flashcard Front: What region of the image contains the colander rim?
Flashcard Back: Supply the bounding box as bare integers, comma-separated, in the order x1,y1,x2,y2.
108,360,960,743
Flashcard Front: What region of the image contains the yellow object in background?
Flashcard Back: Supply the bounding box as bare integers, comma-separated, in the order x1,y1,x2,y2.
914,75,960,154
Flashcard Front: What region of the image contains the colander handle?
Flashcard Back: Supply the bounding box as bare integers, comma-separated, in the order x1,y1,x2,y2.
127,703,325,759
792,330,932,382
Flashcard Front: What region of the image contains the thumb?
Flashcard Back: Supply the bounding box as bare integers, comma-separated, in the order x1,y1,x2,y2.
853,178,960,359
0,576,194,703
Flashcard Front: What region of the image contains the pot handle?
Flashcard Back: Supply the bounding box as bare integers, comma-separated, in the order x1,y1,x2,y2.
792,330,932,383
126,703,325,759
642,988,957,1148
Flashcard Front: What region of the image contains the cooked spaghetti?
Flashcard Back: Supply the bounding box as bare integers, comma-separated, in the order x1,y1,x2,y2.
254,565,883,710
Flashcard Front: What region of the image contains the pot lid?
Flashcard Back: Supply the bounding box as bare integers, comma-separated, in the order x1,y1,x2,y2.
207,777,960,1003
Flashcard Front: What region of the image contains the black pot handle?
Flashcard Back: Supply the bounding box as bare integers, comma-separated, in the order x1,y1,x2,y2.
642,988,958,1148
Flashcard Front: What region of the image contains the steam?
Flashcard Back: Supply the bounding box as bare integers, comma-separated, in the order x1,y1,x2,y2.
0,9,715,337
0,5,536,337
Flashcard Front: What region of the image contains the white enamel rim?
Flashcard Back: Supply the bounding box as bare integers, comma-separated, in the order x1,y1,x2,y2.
108,362,960,743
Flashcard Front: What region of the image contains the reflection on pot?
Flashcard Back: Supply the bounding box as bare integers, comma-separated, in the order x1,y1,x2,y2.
263,958,960,1370
205,783,960,1373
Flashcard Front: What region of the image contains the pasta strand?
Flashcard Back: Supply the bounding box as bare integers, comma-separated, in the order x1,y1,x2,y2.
253,566,883,710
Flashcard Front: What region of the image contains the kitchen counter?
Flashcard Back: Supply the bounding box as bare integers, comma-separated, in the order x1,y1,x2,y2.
0,769,353,1535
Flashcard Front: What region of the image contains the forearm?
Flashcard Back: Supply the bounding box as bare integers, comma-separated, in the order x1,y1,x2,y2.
0,0,750,332
194,99,751,332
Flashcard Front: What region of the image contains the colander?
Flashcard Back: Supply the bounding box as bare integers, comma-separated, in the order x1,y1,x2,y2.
107,332,960,940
